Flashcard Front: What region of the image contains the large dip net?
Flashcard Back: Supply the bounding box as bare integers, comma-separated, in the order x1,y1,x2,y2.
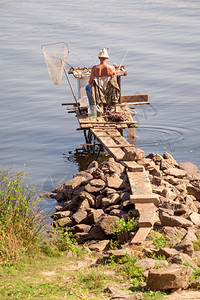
41,42,69,85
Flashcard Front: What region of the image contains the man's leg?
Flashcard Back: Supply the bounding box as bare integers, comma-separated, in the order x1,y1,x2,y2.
86,84,92,105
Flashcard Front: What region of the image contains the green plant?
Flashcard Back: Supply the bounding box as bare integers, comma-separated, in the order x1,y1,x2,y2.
143,290,166,299
112,217,138,235
147,231,168,250
193,231,200,251
118,254,144,286
0,168,44,263
76,268,108,292
151,253,167,261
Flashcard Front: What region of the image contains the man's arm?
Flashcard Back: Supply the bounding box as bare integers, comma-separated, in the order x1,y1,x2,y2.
89,66,95,85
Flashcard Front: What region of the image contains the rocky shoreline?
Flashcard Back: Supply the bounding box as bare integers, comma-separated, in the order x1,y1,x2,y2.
42,148,200,298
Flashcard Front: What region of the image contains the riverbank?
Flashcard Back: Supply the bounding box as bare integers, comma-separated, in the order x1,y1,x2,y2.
41,147,200,298
1,148,200,299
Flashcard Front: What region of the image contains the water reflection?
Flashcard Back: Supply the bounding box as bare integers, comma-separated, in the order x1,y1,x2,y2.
64,148,109,172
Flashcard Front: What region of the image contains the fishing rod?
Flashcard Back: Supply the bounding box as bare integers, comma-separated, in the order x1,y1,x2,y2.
119,44,134,67
71,52,91,73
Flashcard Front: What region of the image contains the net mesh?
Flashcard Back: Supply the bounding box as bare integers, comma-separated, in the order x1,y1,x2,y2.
41,42,69,85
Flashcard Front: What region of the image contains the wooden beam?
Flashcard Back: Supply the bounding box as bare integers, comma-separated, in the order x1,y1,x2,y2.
121,94,149,104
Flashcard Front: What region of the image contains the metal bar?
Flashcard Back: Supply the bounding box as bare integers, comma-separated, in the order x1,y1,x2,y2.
63,66,81,114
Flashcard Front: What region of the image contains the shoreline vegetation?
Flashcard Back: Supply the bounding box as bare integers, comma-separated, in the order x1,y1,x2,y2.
1,148,200,299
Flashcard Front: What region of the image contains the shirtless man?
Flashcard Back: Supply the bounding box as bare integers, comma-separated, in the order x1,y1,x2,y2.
86,48,116,104
89,48,116,84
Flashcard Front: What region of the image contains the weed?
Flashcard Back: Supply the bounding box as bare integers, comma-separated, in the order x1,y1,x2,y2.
143,290,166,299
147,231,168,250
0,168,44,263
151,253,167,261
112,217,138,235
75,268,108,292
193,231,200,251
117,254,144,285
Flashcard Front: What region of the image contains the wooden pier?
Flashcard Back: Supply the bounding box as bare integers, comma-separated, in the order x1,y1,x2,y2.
63,66,157,243
63,94,158,244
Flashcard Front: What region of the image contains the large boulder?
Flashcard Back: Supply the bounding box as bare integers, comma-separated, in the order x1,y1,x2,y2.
147,264,193,291
179,162,199,176
169,253,197,268
96,215,119,236
159,211,193,228
163,168,187,179
187,185,200,201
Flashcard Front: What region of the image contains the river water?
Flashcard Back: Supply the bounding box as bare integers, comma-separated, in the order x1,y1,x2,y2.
0,0,200,212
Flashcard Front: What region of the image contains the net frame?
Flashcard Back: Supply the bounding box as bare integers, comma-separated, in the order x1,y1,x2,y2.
41,42,69,85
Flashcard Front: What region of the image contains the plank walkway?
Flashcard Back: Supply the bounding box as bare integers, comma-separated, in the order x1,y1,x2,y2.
64,97,155,243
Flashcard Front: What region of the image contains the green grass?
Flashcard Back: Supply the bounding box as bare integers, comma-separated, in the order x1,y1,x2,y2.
0,168,45,263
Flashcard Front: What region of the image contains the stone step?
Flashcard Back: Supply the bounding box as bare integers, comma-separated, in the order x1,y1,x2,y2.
130,193,160,207
136,203,157,227
131,227,152,244
123,161,144,172
127,171,152,195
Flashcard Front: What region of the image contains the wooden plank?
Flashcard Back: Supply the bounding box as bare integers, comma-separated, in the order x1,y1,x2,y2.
131,227,152,244
79,120,137,125
91,130,126,160
123,161,144,172
121,94,148,104
136,203,157,227
112,135,134,152
130,194,160,207
127,171,152,195
108,144,134,148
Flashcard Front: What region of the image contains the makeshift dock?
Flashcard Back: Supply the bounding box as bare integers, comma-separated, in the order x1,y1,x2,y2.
41,43,158,243
63,81,157,243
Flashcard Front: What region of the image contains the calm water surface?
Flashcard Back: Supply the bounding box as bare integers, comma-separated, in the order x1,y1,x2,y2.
0,0,200,212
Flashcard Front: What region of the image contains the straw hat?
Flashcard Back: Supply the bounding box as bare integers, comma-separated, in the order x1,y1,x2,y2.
98,48,109,58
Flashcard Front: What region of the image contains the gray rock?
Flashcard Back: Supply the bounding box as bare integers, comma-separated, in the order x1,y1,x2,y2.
174,239,194,257
84,179,106,193
163,152,178,166
187,185,200,201
156,247,179,259
161,226,187,244
88,239,110,252
53,216,72,228
96,215,119,235
183,227,198,243
106,248,133,261
179,162,199,176
189,212,200,227
164,168,187,178
72,224,91,234
123,148,145,161
52,210,71,220
147,264,193,291
63,176,88,196
106,176,124,189
102,193,121,208
169,253,197,268
106,160,125,174
87,160,99,170
71,209,87,225
137,258,168,270
149,166,162,177
79,191,95,208
73,170,93,181
84,226,106,241
159,211,193,228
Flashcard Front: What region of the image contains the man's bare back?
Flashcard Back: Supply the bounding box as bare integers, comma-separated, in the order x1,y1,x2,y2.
89,50,116,85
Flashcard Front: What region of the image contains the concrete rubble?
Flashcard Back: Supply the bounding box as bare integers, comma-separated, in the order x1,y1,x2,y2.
41,149,200,297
